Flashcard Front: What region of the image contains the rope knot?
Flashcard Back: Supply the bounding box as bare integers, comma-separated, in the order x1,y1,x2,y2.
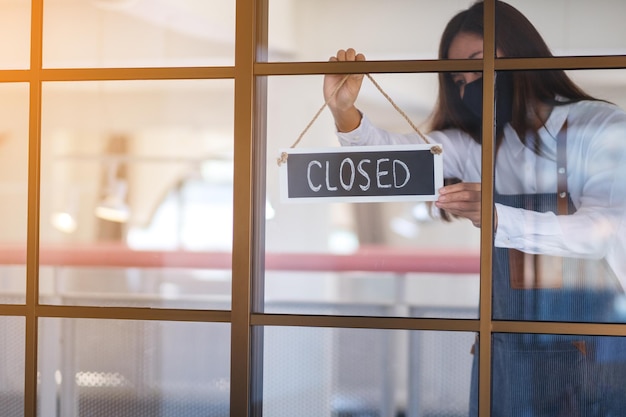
277,151,289,166
430,146,443,155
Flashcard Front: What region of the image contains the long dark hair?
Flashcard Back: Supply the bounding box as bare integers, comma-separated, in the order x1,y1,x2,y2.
429,0,597,149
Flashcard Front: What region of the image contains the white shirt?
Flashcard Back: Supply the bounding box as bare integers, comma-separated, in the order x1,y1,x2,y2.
337,100,626,282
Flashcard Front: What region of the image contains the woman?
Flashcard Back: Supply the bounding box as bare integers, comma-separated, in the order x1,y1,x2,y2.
324,1,626,416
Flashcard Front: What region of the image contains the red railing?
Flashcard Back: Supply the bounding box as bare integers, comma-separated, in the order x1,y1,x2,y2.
0,244,480,274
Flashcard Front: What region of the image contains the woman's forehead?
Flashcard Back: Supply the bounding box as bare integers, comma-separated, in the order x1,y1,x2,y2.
448,32,484,60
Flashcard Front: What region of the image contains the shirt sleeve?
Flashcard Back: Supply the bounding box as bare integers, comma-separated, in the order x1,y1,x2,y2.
336,114,473,181
336,114,424,146
494,203,564,252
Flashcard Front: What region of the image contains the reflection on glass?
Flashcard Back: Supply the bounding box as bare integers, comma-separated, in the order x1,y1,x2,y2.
38,319,230,417
0,1,30,69
492,68,626,324
39,80,234,309
0,317,24,416
506,0,626,57
263,326,475,417
267,0,626,62
491,333,626,416
43,0,235,68
264,71,480,317
0,83,29,303
267,0,479,62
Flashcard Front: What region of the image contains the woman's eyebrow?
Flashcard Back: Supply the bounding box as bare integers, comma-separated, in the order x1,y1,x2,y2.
450,71,481,78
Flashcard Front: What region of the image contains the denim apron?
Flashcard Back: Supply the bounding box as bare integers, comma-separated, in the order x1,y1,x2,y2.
469,192,626,417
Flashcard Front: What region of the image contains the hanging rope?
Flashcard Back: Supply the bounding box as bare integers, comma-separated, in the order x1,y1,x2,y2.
276,74,349,166
277,73,442,167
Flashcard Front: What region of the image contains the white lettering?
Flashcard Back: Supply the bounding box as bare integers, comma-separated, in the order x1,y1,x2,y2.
325,161,338,191
393,159,410,188
307,160,322,192
339,158,355,191
357,159,371,191
376,158,391,189
303,155,413,194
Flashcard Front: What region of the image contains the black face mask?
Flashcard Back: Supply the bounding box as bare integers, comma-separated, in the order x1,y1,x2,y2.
461,72,514,133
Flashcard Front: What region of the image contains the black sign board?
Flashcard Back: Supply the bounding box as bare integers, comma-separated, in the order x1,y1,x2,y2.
279,144,443,203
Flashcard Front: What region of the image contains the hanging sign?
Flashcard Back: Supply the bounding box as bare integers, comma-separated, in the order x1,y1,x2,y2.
279,144,443,203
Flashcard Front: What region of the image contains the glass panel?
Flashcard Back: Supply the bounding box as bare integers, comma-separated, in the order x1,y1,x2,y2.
265,73,480,318
0,0,30,69
504,0,626,57
304,1,626,62
263,326,476,417
0,83,29,304
38,318,230,417
492,69,626,323
43,0,235,68
267,0,479,62
569,69,626,110
269,0,626,63
39,79,234,309
491,333,626,416
0,316,24,417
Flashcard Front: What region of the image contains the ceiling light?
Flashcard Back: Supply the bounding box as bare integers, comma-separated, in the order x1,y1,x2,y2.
51,186,80,233
95,178,130,223
51,211,78,234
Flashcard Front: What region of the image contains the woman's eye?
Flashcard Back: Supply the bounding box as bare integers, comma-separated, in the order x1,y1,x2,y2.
454,79,465,89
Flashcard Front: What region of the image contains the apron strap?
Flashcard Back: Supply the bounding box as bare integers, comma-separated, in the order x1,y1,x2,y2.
556,120,568,215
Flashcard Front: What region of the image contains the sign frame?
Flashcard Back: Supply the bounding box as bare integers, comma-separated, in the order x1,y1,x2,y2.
278,144,444,203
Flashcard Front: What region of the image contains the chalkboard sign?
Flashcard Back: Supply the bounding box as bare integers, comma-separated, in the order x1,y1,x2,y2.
279,144,443,203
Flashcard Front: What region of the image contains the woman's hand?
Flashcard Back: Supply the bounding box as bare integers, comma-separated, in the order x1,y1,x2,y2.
323,48,366,132
435,182,497,228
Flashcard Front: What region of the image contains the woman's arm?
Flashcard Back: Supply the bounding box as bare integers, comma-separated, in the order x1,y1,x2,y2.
496,112,626,261
323,48,366,132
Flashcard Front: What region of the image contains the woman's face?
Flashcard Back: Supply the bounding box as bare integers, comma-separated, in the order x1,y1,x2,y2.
448,32,484,98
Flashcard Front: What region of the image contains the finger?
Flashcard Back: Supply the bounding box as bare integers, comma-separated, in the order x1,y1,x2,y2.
437,191,481,205
437,183,481,205
435,200,479,213
346,48,357,61
336,49,346,61
439,182,480,195
435,197,480,213
439,182,481,194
